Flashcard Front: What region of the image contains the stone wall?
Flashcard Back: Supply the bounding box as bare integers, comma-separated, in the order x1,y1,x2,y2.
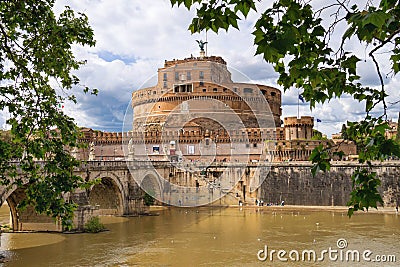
259,162,400,206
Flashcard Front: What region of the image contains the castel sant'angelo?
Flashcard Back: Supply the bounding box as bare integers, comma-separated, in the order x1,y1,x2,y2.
77,46,357,162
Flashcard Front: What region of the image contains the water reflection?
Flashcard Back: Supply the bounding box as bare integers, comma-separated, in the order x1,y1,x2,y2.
0,205,399,266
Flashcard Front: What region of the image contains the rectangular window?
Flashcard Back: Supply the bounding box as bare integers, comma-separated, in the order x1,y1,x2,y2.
187,71,191,80
163,73,167,81
175,72,179,81
199,71,204,79
188,145,195,154
152,146,160,154
243,88,253,93
163,82,167,88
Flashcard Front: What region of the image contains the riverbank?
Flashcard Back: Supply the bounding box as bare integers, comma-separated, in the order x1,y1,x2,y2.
149,205,399,215
244,205,399,215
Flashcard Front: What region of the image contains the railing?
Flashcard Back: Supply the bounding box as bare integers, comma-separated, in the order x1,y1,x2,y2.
8,159,400,172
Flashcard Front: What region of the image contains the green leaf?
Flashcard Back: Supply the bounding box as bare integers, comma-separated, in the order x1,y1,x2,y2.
366,98,374,111
342,26,356,40
362,11,389,28
374,122,389,134
184,0,192,9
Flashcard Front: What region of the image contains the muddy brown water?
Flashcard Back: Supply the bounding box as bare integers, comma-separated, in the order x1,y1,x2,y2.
0,204,399,266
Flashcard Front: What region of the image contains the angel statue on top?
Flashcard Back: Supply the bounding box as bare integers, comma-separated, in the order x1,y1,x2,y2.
196,40,207,52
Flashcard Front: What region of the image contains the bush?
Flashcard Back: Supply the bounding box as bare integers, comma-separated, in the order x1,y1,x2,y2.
84,216,106,233
143,192,155,206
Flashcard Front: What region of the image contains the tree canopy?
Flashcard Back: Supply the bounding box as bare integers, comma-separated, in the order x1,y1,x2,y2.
170,0,400,215
0,0,96,229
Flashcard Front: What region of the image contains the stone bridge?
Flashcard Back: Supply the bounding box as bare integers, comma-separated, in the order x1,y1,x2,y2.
1,161,171,232
1,160,399,232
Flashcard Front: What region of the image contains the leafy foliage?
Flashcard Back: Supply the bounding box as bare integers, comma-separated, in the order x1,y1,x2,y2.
143,191,155,206
84,216,106,233
171,0,256,32
170,0,400,215
0,0,95,229
311,129,327,140
340,124,348,140
347,168,383,217
309,144,331,176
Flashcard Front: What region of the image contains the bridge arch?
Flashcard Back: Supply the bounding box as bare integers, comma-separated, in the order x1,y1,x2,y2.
1,186,59,231
139,171,164,204
89,174,125,215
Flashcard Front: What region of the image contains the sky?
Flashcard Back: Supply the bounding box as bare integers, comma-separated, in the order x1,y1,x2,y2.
3,0,397,137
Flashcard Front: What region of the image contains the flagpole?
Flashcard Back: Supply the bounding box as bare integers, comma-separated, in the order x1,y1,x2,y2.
297,89,299,119
205,30,208,57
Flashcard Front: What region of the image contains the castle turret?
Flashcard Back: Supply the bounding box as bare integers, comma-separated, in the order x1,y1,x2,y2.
284,116,314,140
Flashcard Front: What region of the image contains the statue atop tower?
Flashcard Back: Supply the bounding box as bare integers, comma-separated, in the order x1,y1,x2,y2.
196,39,207,58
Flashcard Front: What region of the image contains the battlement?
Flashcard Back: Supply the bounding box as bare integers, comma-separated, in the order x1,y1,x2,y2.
284,116,314,127
164,56,226,68
79,128,123,144
79,128,280,145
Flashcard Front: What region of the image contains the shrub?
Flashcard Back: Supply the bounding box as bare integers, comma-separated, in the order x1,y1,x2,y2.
84,216,106,233
143,192,155,206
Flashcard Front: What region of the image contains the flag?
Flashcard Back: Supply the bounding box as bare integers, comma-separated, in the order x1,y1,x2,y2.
298,94,305,103
316,118,322,122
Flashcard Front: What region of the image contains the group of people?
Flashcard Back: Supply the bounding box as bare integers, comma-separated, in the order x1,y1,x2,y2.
237,199,286,206
255,199,285,206
255,199,264,206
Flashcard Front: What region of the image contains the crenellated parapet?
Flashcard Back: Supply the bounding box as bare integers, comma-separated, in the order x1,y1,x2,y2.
284,116,314,127
91,131,123,144
125,127,273,144
78,128,123,145
163,55,226,68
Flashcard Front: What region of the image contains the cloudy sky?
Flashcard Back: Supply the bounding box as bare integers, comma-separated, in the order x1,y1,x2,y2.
16,0,397,137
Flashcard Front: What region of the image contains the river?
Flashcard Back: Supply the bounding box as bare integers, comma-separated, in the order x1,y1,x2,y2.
0,204,398,266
